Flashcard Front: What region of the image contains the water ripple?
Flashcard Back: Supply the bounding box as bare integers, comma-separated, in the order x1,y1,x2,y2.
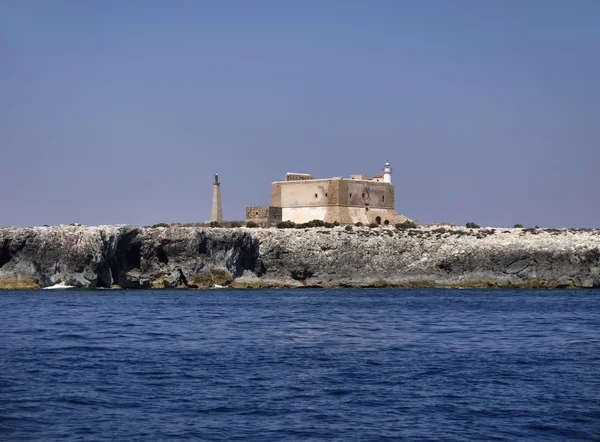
1,288,599,441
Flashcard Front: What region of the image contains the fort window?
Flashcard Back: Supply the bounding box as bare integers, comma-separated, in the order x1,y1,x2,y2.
382,196,385,202
349,193,352,198
362,193,365,198
376,216,381,225
365,207,369,211
325,193,328,197
314,193,318,198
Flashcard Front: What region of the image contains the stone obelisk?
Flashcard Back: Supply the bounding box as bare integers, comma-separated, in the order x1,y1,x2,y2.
210,172,223,223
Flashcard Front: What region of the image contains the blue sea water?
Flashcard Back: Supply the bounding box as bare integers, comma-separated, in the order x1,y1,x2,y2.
1,289,599,441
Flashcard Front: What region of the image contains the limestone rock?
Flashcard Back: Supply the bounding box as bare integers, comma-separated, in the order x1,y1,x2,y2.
0,224,599,289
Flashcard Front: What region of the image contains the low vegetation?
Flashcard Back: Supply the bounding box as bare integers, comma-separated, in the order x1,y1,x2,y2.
151,223,170,228
245,221,258,228
466,222,480,229
277,219,342,229
276,221,296,229
396,221,417,230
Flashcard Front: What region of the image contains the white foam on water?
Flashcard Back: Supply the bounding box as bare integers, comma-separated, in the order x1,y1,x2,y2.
42,282,76,290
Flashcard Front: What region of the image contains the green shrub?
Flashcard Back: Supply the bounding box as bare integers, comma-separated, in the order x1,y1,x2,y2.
513,223,523,228
231,222,242,228
396,221,416,230
245,221,258,228
345,225,353,231
355,222,363,227
152,223,170,228
309,219,325,227
277,221,296,229
466,222,480,229
369,222,379,228
209,221,220,228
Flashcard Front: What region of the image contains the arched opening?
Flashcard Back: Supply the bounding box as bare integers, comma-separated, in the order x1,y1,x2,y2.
384,219,390,226
376,216,381,225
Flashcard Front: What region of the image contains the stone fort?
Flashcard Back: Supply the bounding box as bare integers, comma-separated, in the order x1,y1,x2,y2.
246,162,413,226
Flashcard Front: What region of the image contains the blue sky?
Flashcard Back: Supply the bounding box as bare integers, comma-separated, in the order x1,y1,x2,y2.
1,0,598,227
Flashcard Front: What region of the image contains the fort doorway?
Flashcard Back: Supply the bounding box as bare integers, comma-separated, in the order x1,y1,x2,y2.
376,216,381,225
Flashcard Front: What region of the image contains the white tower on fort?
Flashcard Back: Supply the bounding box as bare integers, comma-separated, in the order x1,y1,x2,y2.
383,161,392,184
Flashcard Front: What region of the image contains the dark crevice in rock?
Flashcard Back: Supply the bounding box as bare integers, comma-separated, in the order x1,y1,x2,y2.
291,269,313,281
107,229,142,286
231,234,260,278
157,247,169,264
126,244,141,270
199,238,208,255
178,269,188,287
0,240,11,268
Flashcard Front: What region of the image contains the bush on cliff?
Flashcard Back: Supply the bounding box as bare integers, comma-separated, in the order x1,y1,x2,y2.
295,219,325,228
151,223,170,228
277,221,296,229
514,223,524,228
345,225,353,231
466,222,480,229
368,222,379,228
308,219,325,227
396,221,416,230
209,221,220,228
246,221,258,228
355,222,363,227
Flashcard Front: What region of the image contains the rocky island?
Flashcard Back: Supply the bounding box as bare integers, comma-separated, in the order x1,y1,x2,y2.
0,224,599,289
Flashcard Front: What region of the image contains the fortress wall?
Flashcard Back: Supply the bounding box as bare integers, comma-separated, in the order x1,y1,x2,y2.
283,206,409,225
341,181,395,209
277,180,333,208
327,206,409,225
246,206,282,226
282,207,329,224
274,179,395,210
271,183,282,207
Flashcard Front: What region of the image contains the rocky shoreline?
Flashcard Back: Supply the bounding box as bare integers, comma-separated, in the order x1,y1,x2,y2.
1,224,599,289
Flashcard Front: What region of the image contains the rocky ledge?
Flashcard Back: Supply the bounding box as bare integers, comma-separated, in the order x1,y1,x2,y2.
0,225,599,289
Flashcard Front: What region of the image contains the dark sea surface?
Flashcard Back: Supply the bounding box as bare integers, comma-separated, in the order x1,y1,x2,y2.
1,288,599,441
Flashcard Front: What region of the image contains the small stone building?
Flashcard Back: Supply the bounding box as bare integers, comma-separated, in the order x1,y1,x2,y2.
245,206,282,227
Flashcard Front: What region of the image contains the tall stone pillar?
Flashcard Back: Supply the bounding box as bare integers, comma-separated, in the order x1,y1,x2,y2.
210,172,223,223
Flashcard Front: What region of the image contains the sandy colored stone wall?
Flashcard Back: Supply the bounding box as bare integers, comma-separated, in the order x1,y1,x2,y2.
339,180,395,209
274,179,394,210
276,179,333,208
271,183,282,207
246,206,282,226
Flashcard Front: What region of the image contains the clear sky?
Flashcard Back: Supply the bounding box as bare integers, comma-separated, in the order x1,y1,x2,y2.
1,0,598,228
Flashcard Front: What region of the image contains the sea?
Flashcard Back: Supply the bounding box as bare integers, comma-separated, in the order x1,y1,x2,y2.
1,288,599,441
